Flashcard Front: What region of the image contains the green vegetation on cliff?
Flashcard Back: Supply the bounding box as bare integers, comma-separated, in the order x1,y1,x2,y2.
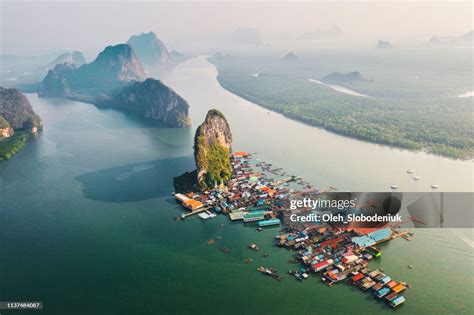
194,109,233,190
195,134,232,189
0,131,30,160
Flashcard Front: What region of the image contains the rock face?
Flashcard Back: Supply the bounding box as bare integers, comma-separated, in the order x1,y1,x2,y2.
429,36,442,45
38,63,73,97
38,44,147,99
0,116,14,138
47,51,87,69
101,78,191,127
281,52,298,62
194,109,233,189
377,40,392,49
321,71,371,84
127,32,171,74
0,87,42,132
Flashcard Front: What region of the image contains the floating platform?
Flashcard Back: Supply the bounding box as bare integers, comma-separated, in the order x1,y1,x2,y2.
258,218,281,227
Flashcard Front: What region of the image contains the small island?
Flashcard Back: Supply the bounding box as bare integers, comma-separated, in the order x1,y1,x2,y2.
0,87,42,160
99,78,191,128
174,109,232,191
321,71,372,85
38,42,191,128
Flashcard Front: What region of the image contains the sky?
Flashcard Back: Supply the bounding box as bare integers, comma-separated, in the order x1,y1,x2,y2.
1,1,472,56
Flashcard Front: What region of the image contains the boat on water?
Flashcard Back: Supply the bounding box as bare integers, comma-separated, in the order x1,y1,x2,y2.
390,185,398,189
412,176,421,180
431,184,439,189
406,169,415,174
249,243,260,251
257,266,283,281
294,272,309,281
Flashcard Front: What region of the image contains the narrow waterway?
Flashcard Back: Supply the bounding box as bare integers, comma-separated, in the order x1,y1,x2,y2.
162,57,473,192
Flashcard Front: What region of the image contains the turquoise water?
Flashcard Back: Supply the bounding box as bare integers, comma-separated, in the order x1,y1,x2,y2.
0,58,473,315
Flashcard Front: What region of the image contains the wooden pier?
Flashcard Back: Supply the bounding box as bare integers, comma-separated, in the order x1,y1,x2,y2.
181,207,208,219
272,176,296,186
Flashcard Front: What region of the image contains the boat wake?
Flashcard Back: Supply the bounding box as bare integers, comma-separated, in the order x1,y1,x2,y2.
307,79,371,98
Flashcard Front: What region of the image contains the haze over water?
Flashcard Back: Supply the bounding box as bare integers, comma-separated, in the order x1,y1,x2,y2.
0,58,472,315
163,57,473,192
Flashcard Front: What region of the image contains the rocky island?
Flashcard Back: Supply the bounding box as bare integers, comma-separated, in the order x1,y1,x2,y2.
46,51,87,69
38,43,147,101
0,87,42,160
321,71,372,85
127,32,175,76
174,109,232,192
38,43,191,127
99,78,191,128
281,52,298,62
194,109,233,189
377,40,392,49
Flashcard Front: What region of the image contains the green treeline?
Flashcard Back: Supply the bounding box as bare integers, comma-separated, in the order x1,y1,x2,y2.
211,59,473,159
196,135,232,189
0,132,30,160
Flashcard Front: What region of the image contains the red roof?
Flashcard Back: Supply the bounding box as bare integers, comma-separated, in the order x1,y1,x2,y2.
320,237,343,248
312,261,329,269
351,273,365,282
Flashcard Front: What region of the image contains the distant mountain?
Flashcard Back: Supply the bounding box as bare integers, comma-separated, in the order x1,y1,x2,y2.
281,52,298,62
300,26,343,40
321,71,371,85
170,50,187,63
429,36,442,45
47,51,87,69
38,44,147,100
429,30,473,46
0,51,87,92
460,30,473,42
377,40,392,49
127,32,174,75
99,78,191,128
0,87,42,132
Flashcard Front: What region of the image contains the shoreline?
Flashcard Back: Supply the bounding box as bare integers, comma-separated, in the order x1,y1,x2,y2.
209,63,470,161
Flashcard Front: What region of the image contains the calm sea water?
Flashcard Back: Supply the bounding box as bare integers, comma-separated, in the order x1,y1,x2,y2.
0,57,472,315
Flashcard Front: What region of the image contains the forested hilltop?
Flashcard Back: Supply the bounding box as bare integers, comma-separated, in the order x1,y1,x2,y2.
209,51,473,159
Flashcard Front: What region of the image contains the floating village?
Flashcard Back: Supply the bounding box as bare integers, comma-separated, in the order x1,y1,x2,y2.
173,152,413,309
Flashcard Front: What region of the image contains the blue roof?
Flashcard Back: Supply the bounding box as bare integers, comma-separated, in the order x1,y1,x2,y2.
375,287,390,297
351,235,375,247
391,296,406,306
368,228,392,242
381,276,391,284
351,228,392,247
258,218,281,227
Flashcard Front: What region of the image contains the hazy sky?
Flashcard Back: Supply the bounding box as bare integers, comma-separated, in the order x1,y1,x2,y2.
1,1,472,56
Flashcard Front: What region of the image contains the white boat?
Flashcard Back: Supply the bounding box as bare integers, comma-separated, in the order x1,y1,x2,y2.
431,184,439,189
412,176,421,180
390,185,398,189
406,169,415,174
